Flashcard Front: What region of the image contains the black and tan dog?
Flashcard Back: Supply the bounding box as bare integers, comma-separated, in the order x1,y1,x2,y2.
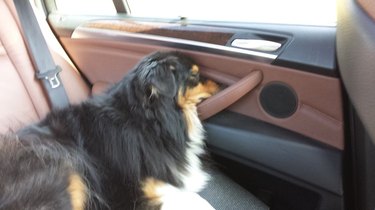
0,51,219,210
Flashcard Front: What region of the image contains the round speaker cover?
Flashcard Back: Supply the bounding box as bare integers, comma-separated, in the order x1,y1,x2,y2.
259,82,298,118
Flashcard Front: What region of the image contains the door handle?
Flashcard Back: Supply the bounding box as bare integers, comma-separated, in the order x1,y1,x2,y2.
198,70,263,120
231,39,282,52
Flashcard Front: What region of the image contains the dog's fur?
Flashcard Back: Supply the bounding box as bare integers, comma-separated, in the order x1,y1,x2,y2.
0,51,219,210
0,133,103,210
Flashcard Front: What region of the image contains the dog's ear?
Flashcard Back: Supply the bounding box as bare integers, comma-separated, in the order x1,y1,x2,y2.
141,60,177,98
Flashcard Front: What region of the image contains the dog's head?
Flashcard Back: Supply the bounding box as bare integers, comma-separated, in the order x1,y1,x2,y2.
135,51,219,105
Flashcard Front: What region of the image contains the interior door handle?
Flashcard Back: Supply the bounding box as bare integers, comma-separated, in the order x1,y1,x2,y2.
231,39,281,52
198,70,263,120
231,39,282,52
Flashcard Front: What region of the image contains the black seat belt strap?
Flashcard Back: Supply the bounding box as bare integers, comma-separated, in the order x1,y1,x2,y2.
13,0,69,109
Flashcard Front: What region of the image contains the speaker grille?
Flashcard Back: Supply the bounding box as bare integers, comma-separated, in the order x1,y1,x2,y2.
259,82,298,118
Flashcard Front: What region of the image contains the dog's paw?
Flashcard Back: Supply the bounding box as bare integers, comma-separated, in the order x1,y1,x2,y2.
161,191,215,210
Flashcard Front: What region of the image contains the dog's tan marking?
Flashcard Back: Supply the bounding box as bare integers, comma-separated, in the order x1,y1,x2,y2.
176,80,219,193
142,178,165,206
186,80,219,104
178,80,219,106
178,80,219,134
191,65,199,74
68,173,87,210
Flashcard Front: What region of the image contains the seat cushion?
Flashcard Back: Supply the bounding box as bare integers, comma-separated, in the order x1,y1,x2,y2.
0,40,39,132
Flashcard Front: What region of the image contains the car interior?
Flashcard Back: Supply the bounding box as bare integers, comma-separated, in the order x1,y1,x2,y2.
0,0,375,209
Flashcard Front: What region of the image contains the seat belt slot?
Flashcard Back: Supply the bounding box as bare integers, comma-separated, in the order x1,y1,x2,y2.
36,66,62,89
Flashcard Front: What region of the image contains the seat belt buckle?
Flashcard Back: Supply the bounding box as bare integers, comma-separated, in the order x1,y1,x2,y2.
36,66,62,89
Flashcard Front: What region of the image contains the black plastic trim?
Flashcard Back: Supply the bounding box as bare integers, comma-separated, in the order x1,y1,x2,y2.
204,111,343,195
349,108,375,210
195,22,338,77
272,26,337,77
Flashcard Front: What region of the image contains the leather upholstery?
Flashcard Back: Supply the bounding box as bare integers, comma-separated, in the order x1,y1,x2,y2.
63,32,344,149
0,0,90,132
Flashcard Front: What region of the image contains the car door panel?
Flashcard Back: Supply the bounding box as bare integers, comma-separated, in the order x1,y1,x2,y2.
49,14,337,75
59,27,344,150
205,111,342,195
47,12,344,209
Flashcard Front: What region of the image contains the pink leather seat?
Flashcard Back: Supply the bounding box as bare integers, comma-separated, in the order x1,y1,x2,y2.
0,0,90,132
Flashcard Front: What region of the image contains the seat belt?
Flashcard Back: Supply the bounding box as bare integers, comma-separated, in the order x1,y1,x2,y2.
13,0,69,109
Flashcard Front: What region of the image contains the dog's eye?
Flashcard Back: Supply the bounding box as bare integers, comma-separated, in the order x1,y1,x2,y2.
190,73,199,79
169,65,176,71
188,73,200,86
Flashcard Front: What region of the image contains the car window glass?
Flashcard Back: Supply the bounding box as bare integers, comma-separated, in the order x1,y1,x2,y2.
127,0,337,26
54,0,336,26
55,0,116,15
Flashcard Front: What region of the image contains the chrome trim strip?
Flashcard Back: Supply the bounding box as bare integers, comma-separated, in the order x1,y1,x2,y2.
72,27,278,62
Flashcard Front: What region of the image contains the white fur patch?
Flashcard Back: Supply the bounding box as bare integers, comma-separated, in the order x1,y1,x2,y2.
156,183,215,210
179,104,210,192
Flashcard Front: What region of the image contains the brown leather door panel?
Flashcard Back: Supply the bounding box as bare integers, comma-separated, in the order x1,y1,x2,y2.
59,24,344,150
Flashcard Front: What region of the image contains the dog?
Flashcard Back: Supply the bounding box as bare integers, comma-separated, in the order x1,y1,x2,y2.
0,133,103,210
0,51,220,210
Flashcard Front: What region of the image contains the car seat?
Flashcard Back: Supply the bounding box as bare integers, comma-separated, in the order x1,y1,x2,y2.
0,0,89,132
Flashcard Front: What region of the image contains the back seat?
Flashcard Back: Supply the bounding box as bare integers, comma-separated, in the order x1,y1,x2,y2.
0,2,270,210
0,0,90,132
